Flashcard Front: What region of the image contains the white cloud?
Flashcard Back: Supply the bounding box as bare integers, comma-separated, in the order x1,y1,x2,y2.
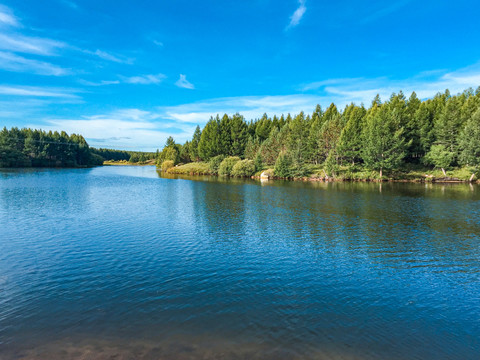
175,74,194,89
79,79,121,86
287,0,306,29
80,73,166,86
0,51,70,75
91,49,134,64
0,33,66,55
361,0,412,24
153,39,163,47
301,62,480,104
36,109,196,150
0,85,79,98
122,73,166,84
0,5,19,27
159,94,325,126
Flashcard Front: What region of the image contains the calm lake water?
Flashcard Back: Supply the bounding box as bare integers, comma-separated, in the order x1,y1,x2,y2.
1,166,479,359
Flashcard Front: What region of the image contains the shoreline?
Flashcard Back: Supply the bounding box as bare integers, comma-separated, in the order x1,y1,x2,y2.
162,163,479,184
103,160,156,166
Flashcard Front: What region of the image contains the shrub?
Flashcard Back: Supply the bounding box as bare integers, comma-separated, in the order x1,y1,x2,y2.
218,156,241,176
231,159,256,177
274,152,293,178
161,160,174,172
166,162,211,175
208,155,225,175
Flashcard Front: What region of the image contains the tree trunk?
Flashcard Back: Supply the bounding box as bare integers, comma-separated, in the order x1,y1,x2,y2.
441,168,446,176
323,169,329,181
379,168,383,179
470,173,475,182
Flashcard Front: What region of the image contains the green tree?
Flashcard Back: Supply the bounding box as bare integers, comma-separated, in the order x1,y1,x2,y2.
189,125,202,161
424,144,455,176
229,113,248,157
337,105,366,166
274,151,293,178
362,104,408,178
459,109,480,179
198,116,221,160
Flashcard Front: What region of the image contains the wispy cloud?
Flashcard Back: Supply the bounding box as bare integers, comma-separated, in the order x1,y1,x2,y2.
79,79,121,86
287,0,306,29
301,62,480,104
81,73,166,86
0,33,66,55
0,4,19,27
0,51,70,76
361,0,412,24
36,108,195,150
59,0,79,10
122,73,166,84
175,74,194,89
91,49,134,64
153,39,163,47
0,85,79,98
159,94,324,125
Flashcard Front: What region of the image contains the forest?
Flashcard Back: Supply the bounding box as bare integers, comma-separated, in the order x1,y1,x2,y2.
158,88,480,181
0,128,104,168
90,148,156,163
0,128,155,167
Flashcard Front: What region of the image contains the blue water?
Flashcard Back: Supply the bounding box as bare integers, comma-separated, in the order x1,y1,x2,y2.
0,166,479,359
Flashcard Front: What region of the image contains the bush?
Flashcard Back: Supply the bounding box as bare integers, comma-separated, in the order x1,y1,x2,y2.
274,152,293,178
166,162,211,175
161,160,174,172
231,159,256,177
208,155,225,175
218,156,241,176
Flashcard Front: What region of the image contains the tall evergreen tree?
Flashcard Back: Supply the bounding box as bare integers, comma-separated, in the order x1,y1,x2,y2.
189,125,202,161
362,104,408,177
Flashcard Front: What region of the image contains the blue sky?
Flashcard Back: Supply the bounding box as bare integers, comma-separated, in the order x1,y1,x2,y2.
1,0,480,150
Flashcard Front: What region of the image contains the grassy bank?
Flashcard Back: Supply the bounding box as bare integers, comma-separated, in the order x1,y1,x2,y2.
164,161,479,183
104,159,156,166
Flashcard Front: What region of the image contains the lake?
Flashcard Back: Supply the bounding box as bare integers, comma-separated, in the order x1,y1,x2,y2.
1,165,479,359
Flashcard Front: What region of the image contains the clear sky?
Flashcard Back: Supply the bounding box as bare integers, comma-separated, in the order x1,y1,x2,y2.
1,0,480,150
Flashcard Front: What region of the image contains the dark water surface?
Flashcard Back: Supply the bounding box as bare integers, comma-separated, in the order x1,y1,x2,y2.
1,166,479,359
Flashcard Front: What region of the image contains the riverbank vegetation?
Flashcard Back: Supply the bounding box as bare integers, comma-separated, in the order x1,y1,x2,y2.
158,88,480,182
90,148,156,164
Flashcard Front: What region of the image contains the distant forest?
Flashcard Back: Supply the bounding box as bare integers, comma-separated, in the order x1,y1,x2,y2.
0,128,155,168
157,88,480,179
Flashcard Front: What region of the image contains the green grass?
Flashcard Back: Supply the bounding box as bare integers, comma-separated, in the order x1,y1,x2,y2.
166,162,211,175
161,160,478,183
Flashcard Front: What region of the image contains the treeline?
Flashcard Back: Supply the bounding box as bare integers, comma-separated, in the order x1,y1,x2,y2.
157,87,480,179
90,148,156,163
0,127,104,168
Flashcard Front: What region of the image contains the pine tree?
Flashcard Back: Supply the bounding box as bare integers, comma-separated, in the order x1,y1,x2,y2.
459,109,480,179
362,104,408,178
337,105,366,166
189,125,201,161
230,113,248,157
198,116,221,160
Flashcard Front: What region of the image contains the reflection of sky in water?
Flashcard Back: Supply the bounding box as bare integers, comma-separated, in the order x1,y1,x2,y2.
0,166,479,359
